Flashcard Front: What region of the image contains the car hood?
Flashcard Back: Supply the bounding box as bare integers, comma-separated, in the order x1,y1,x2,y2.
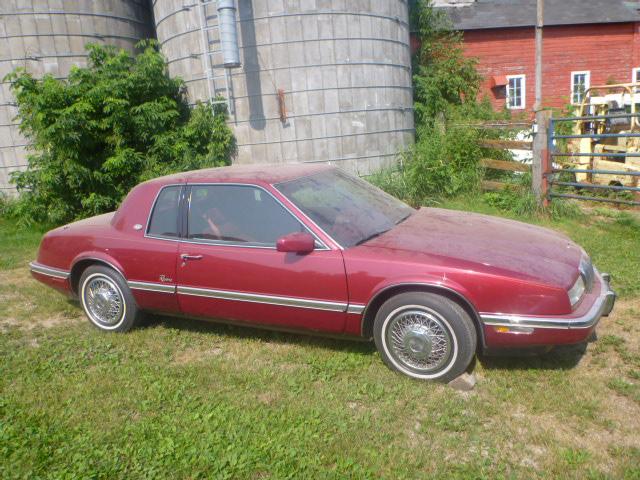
362,208,582,288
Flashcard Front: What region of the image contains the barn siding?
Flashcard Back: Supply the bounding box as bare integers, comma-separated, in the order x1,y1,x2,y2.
462,23,639,113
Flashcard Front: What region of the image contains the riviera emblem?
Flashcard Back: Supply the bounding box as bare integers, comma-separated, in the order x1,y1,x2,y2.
159,275,173,283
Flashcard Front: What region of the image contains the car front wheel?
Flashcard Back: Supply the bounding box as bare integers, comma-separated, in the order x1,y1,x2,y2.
373,292,477,382
79,265,140,332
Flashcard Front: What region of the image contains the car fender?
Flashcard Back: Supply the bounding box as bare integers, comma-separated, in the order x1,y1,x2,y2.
69,251,128,293
358,275,483,343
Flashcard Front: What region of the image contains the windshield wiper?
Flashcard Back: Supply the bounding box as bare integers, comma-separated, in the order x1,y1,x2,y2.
354,228,391,246
395,212,412,225
353,213,411,246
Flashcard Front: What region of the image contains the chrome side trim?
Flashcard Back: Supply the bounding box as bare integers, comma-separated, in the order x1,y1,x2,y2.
29,262,70,279
347,304,366,314
177,285,348,312
149,236,279,250
128,281,176,294
481,273,616,330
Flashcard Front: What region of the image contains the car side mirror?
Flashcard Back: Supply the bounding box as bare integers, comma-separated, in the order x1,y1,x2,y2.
276,232,315,254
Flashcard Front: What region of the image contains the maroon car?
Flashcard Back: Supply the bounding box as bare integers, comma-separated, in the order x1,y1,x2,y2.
30,165,616,381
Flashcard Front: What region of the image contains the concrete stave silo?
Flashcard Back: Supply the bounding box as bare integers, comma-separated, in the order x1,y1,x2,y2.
0,0,153,193
152,0,414,175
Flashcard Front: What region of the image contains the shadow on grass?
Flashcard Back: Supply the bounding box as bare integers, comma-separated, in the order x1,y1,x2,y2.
141,313,377,357
478,342,588,372
141,313,590,372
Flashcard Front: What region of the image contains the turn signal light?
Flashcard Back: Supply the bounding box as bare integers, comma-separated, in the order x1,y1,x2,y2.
494,326,534,335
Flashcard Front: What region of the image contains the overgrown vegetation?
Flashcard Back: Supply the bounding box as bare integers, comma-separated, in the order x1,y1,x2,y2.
4,41,235,226
370,1,519,206
371,1,578,217
480,172,584,219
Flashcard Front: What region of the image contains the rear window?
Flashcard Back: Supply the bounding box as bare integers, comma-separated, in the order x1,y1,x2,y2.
147,186,181,238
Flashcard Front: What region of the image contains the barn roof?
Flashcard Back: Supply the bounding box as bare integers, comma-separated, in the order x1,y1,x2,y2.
439,0,640,30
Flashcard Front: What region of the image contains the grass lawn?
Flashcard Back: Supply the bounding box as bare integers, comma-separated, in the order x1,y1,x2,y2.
1,199,639,479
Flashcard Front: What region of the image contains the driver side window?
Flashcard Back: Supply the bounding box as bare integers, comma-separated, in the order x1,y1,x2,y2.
187,185,306,247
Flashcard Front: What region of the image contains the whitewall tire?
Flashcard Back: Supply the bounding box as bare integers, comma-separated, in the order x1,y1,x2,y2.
79,265,141,332
373,292,477,382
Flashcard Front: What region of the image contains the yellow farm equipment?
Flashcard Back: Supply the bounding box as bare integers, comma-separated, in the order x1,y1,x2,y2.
568,83,640,190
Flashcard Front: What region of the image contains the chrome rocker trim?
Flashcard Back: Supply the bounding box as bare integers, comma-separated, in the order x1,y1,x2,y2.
128,281,177,294
177,285,348,313
29,262,70,280
481,272,616,330
29,262,371,315
347,304,366,314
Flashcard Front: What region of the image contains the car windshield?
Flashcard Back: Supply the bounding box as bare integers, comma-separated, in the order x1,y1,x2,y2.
276,169,414,248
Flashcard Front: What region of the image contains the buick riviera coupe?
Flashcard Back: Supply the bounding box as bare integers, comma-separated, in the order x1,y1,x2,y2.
31,165,616,381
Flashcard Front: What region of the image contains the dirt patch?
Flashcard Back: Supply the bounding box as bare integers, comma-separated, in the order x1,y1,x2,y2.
0,265,83,331
0,313,81,332
0,317,24,330
581,206,640,221
609,300,640,347
257,391,279,405
278,362,309,373
519,299,640,471
515,406,640,474
173,345,226,365
0,266,32,286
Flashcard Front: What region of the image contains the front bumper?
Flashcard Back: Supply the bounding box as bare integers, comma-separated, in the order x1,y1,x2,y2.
481,271,616,347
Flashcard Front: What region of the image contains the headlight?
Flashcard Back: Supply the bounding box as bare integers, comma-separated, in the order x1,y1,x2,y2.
568,275,586,307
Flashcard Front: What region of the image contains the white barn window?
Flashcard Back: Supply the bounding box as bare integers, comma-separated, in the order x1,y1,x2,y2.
571,71,590,104
506,74,525,109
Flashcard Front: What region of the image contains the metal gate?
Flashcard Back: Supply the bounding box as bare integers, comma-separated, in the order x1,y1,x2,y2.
546,112,640,207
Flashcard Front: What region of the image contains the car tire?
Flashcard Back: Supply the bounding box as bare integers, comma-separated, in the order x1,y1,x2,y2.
373,292,477,382
79,265,140,332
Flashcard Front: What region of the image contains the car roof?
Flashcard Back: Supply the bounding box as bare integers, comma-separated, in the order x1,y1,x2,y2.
145,163,335,187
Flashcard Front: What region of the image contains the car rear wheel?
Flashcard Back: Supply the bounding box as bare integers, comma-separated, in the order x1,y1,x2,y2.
79,265,140,332
373,292,477,382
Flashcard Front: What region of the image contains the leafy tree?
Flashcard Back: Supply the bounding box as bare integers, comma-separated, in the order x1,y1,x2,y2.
412,1,483,128
6,40,235,225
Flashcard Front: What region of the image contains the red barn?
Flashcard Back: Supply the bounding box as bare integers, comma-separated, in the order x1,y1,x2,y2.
436,0,640,113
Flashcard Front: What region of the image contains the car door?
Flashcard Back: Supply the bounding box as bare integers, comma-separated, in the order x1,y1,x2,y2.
175,183,349,333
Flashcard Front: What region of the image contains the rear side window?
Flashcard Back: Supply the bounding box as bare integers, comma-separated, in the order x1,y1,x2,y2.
147,186,181,238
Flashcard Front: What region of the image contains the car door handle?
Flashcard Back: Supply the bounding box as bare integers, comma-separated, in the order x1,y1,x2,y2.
181,254,203,261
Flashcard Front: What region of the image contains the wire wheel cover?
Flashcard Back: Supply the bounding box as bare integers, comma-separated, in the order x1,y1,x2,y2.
386,309,453,373
84,277,124,325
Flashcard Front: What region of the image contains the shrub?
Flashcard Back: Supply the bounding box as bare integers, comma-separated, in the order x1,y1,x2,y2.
5,40,235,226
408,125,484,200
375,1,518,205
